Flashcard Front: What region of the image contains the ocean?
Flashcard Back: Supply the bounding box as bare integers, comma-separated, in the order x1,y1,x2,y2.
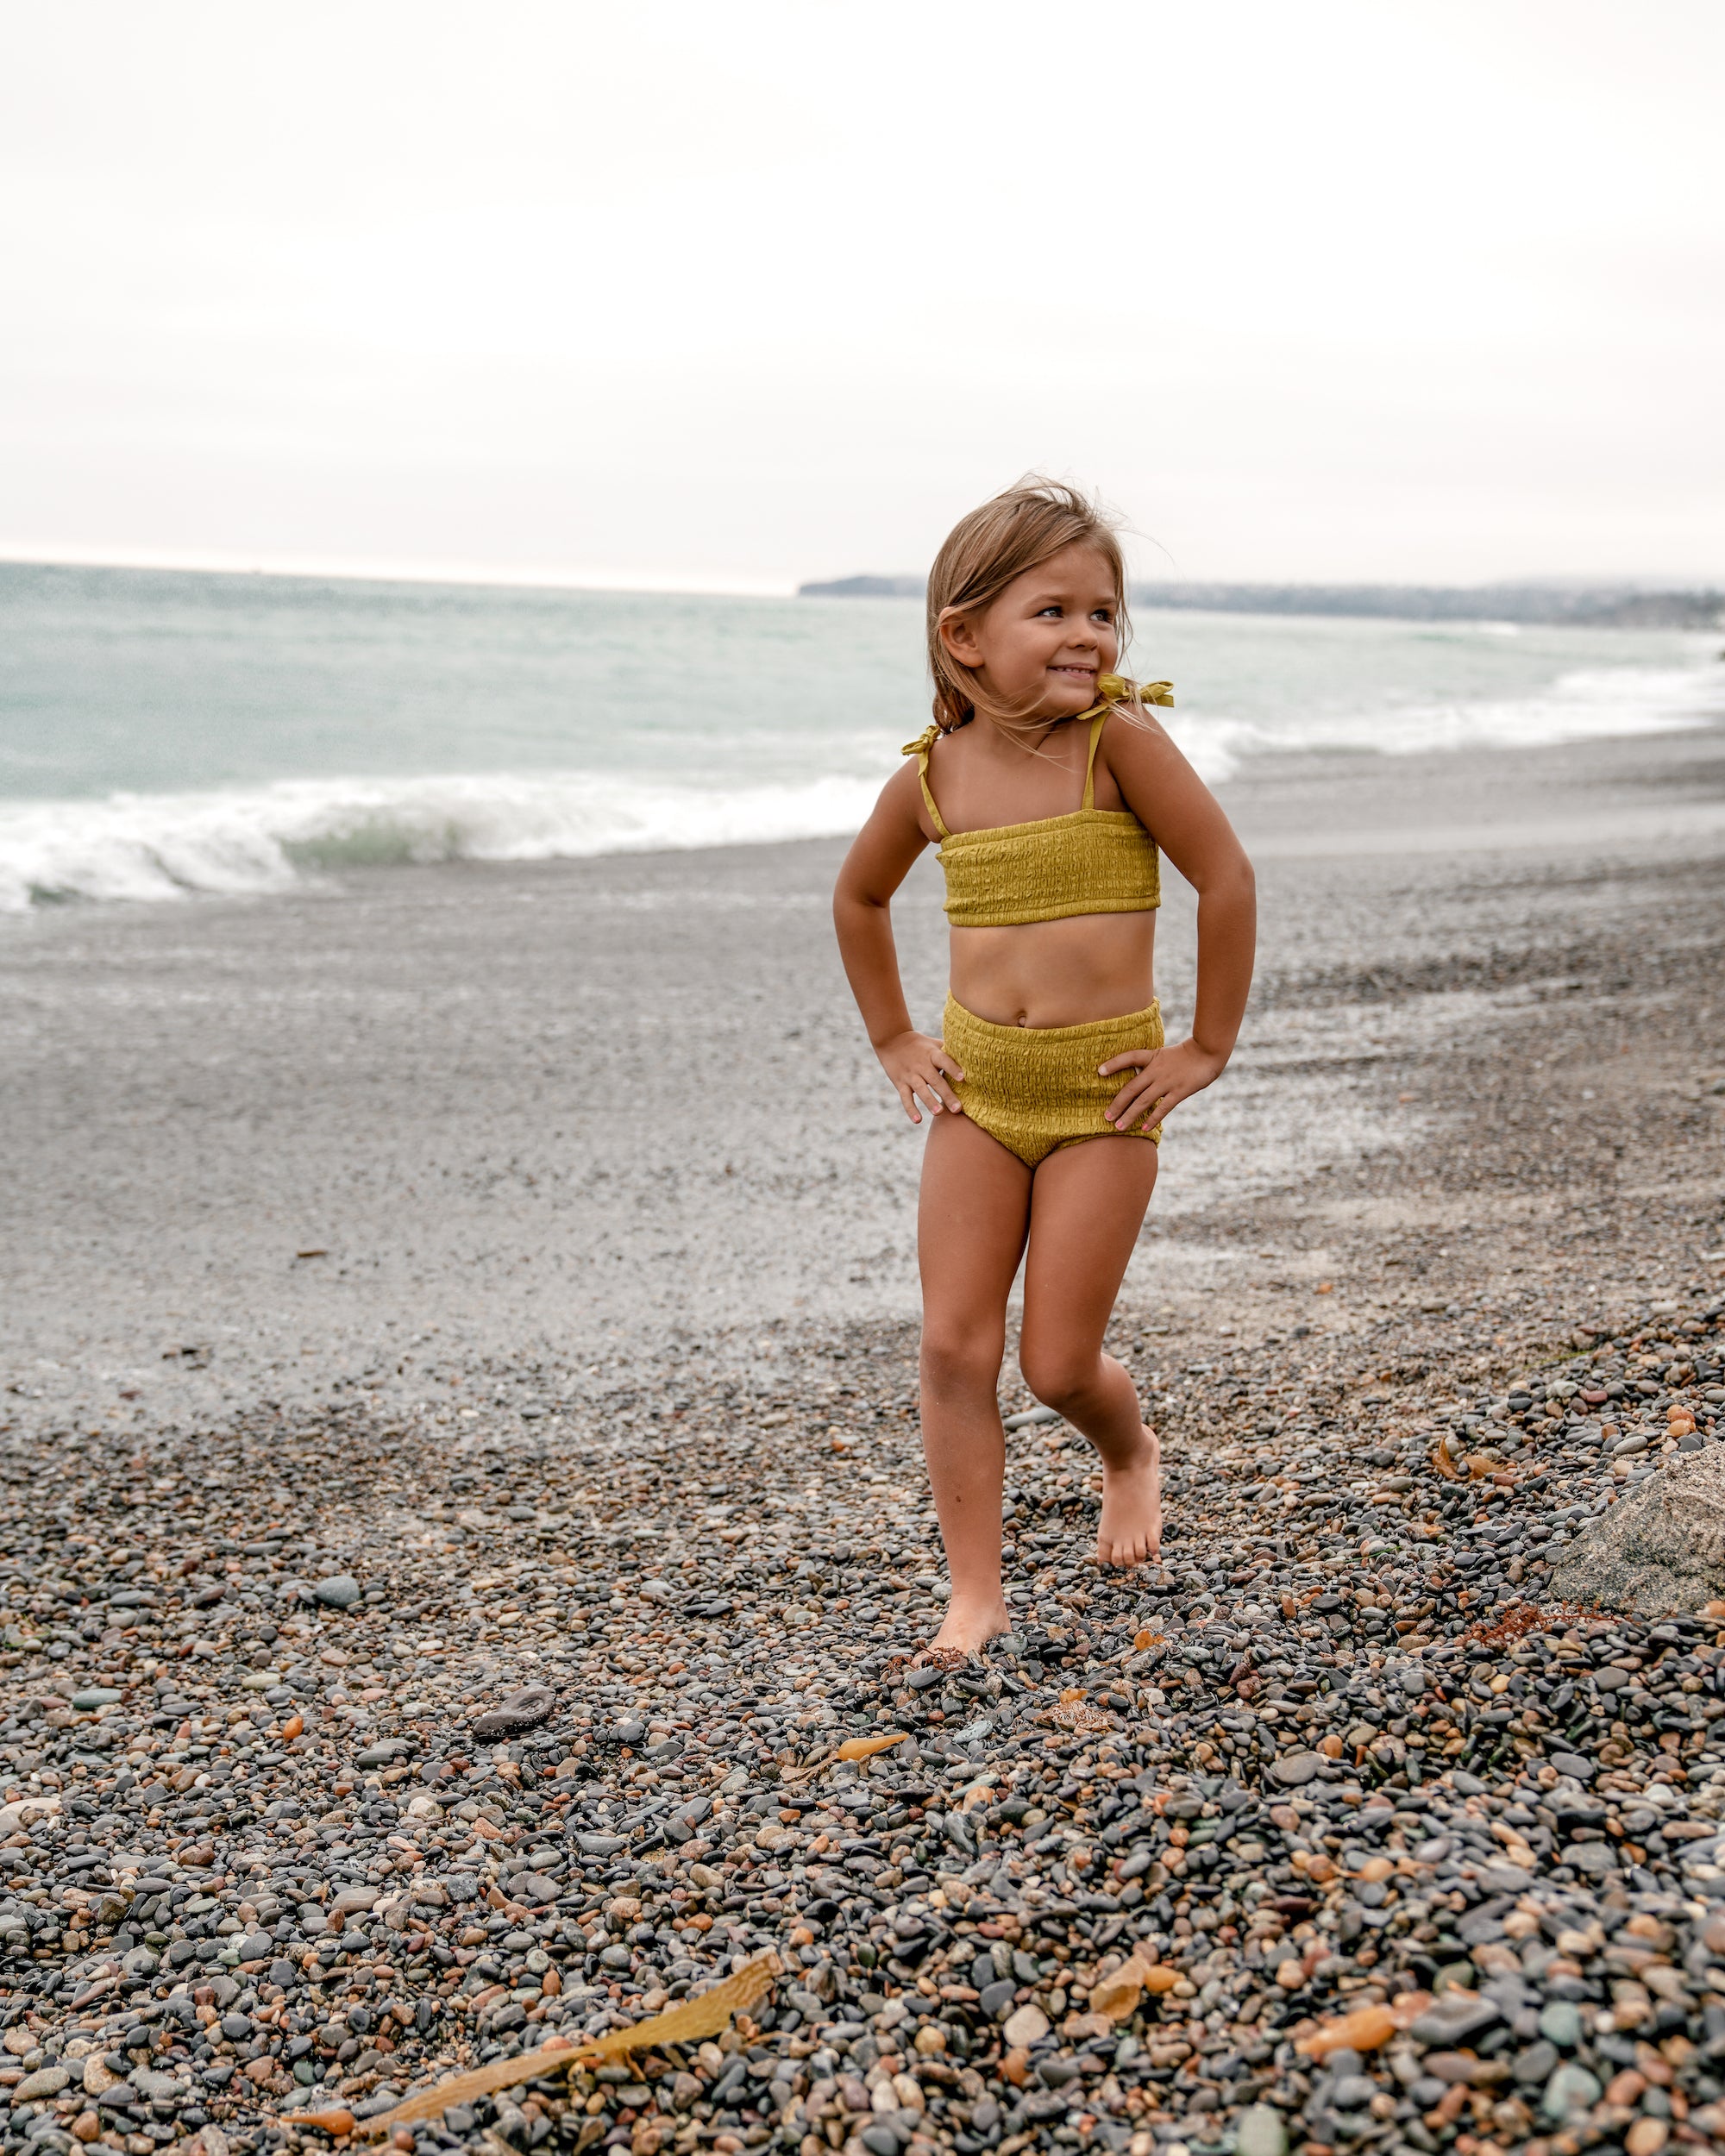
2,560,1719,912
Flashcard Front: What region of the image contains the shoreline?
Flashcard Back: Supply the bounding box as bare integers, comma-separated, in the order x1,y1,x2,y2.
2,721,1722,1433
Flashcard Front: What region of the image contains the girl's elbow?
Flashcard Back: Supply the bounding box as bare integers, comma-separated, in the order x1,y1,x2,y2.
833,881,890,926
1191,853,1256,906
1215,847,1256,905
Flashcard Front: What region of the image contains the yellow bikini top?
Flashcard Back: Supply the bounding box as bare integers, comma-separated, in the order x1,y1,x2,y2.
902,674,1172,929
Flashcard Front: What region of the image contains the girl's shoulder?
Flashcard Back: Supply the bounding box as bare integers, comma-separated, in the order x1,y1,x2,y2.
901,716,974,761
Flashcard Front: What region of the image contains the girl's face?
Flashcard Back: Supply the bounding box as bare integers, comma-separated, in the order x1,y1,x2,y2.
940,542,1122,722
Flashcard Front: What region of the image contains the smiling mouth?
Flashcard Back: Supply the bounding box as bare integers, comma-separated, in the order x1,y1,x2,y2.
1049,665,1096,680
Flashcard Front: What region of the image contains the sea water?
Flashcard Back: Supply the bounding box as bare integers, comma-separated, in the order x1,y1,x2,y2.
1,561,1718,911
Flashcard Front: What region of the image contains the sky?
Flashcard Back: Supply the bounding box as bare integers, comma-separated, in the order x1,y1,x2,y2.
2,0,1722,592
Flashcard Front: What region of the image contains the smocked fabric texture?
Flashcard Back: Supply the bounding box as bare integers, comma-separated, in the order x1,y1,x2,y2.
941,995,1164,1169
902,676,1170,929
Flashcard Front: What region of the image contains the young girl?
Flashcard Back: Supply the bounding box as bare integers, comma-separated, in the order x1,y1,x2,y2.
833,479,1256,1661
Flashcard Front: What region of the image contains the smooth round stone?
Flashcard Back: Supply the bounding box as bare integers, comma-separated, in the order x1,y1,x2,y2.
13,2067,70,2103
1514,2040,1559,2086
1235,2105,1288,2156
70,1688,122,1710
1565,1841,1618,1877
1538,1999,1584,2048
1541,2063,1602,2121
312,1575,362,1608
1001,2004,1049,2047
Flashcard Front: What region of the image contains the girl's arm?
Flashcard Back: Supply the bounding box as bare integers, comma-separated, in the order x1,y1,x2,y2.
1096,714,1257,1130
833,762,967,1125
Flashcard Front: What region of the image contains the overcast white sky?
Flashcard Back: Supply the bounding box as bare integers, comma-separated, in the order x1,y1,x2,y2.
3,0,1721,592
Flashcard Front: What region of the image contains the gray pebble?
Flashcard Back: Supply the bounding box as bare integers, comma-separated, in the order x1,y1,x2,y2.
1541,2062,1603,2120
1538,1999,1584,2048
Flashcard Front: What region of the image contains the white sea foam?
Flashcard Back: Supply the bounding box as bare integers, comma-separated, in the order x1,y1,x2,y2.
0,769,886,913
1169,660,1721,779
1,660,1716,912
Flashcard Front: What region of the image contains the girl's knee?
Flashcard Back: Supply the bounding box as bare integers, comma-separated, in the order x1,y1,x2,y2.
920,1327,1001,1397
1018,1343,1100,1414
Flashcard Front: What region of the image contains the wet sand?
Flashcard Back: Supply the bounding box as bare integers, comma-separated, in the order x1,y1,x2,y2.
2,723,1722,1444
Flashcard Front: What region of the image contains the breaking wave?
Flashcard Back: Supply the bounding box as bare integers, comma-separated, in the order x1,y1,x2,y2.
0,769,886,913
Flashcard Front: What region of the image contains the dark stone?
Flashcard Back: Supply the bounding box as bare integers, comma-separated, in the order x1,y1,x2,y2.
472,1684,557,1739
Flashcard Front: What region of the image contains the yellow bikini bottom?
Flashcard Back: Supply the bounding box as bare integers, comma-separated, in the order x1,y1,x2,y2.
941,994,1164,1170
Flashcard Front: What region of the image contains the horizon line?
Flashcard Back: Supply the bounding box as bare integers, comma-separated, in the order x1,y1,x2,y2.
0,541,802,601
2,542,1713,605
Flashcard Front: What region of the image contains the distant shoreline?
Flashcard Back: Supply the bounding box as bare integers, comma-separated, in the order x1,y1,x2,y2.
5,554,1720,628
798,572,1725,630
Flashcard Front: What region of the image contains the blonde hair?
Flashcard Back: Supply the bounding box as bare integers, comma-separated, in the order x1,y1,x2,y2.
926,476,1135,735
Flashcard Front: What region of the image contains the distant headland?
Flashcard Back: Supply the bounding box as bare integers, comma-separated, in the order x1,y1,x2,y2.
796,574,1725,629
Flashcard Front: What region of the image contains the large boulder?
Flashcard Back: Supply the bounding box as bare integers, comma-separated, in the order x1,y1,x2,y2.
1548,1446,1725,1615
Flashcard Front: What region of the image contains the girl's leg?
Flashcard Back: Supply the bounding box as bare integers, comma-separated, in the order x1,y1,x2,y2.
917,1110,1033,1653
1018,1136,1163,1565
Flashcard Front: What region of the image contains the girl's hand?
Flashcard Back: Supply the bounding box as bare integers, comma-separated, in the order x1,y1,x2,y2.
877,1030,966,1125
1099,1037,1227,1132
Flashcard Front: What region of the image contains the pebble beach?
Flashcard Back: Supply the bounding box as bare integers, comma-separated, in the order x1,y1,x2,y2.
3,722,1725,2156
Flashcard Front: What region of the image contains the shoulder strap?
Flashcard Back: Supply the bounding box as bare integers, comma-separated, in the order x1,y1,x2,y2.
1077,677,1176,805
1082,711,1108,811
900,724,950,840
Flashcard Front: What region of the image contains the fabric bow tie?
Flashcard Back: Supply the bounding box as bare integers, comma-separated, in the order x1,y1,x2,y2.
1085,673,1175,715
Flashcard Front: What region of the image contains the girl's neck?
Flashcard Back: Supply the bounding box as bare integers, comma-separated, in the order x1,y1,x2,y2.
969,706,1082,755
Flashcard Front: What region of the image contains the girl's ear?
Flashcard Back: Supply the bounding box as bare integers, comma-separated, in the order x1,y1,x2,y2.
938,605,985,667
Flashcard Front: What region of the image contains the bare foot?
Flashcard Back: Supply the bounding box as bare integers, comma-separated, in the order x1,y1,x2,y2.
924,1593,1012,1659
1096,1423,1161,1566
